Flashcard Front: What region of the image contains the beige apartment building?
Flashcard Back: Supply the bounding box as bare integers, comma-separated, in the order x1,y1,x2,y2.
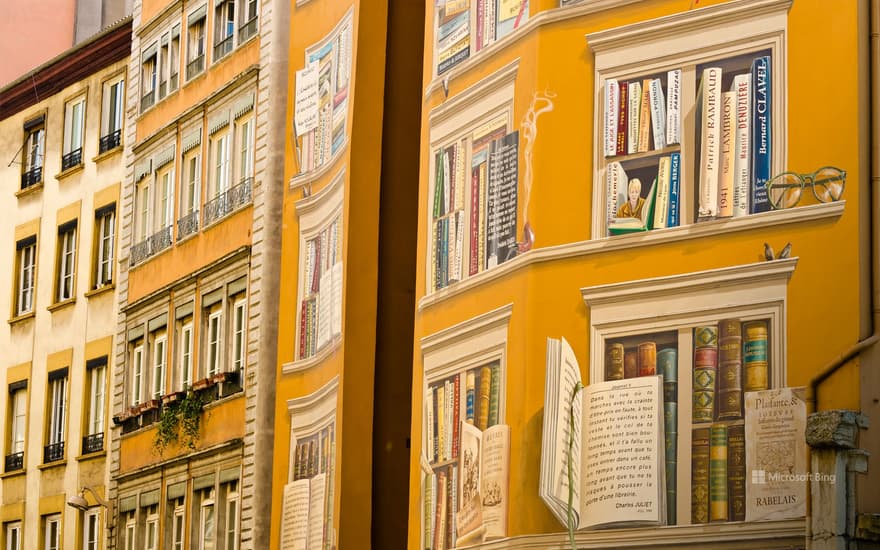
0,19,131,550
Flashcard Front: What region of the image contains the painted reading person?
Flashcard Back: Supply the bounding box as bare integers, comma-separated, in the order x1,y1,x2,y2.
617,178,645,220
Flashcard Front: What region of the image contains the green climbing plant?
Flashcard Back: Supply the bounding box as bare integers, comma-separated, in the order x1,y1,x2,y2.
153,391,205,454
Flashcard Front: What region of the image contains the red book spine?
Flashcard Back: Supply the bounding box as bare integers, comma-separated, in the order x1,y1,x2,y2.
452,374,461,459
616,81,628,155
299,301,307,359
469,167,480,276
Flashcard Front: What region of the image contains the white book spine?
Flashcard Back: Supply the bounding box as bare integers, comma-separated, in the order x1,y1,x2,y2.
666,69,681,145
627,81,641,155
732,73,752,217
648,78,666,151
699,67,722,218
606,162,626,228
604,79,619,157
718,91,736,217
454,211,464,282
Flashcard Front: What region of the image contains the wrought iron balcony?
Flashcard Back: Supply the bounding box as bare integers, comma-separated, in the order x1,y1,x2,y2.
82,433,104,454
239,17,258,43
4,452,23,472
186,54,205,80
99,129,122,153
61,148,82,171
213,35,234,60
129,225,173,267
177,210,200,240
21,166,42,190
140,89,155,112
43,442,64,463
203,177,253,227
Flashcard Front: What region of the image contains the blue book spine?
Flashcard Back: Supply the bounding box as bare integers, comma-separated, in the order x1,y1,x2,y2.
668,152,681,227
750,55,771,213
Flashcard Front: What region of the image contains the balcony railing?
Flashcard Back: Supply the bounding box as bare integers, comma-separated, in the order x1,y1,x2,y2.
43,442,64,463
203,177,253,227
177,209,200,240
4,452,23,472
61,148,82,171
213,35,234,60
186,54,205,80
130,225,173,267
99,129,122,153
239,17,258,43
21,166,42,190
140,89,155,112
82,433,104,454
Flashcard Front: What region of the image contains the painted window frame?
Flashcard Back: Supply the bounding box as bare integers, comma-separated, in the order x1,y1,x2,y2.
235,115,254,185
42,514,60,550
83,508,100,550
101,74,125,152
152,333,168,399
5,521,21,550
231,297,246,373
46,371,68,452
130,342,145,407
178,319,195,390
22,116,46,187
55,221,78,303
94,204,116,289
145,504,159,550
206,308,223,377
62,93,86,168
9,386,27,456
86,359,107,439
186,5,208,81
14,236,37,316
140,42,158,111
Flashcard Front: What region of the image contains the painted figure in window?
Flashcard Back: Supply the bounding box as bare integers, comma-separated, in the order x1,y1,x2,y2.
617,178,645,219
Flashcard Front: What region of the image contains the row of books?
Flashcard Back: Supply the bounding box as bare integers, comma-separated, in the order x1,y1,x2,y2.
605,152,681,235
282,425,336,550
604,70,682,157
692,422,747,523
292,424,335,481
697,55,772,219
436,1,529,74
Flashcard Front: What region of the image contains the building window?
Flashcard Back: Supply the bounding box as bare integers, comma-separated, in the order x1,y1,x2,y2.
55,221,77,303
187,6,207,80
123,510,136,550
158,33,170,100
157,164,176,231
83,509,100,550
206,309,222,377
5,521,21,550
145,504,159,550
94,205,116,288
42,515,60,550
84,359,106,454
214,0,235,61
14,236,37,317
179,148,201,239
141,42,158,111
22,116,45,189
178,320,194,390
152,334,167,399
171,496,186,550
222,480,240,550
62,95,85,170
231,298,246,373
45,370,67,463
130,342,145,407
5,384,26,472
197,487,216,550
100,75,125,153
236,117,253,185
212,132,231,196
238,0,258,42
137,179,152,242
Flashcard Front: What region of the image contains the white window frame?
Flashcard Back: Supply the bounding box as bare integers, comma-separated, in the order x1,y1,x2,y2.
199,488,216,550
124,511,136,550
96,206,116,287
236,116,254,184
213,0,236,60
48,374,67,448
57,223,77,302
16,239,36,316
152,335,167,399
186,7,207,80
180,321,194,390
24,123,45,173
102,74,125,140
87,362,106,437
212,131,231,196
131,343,145,406
207,310,222,377
157,165,175,230
10,388,26,454
43,515,60,550
172,497,186,550
231,298,246,372
5,521,21,550
141,43,158,108
62,94,86,159
238,0,258,42
137,180,152,241
145,504,159,550
183,150,201,216
169,25,181,92
223,480,240,550
83,509,100,550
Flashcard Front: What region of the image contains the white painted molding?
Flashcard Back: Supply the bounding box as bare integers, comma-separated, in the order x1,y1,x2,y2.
294,166,345,216
281,337,341,375
286,374,339,439
288,136,349,190
428,59,519,130
420,303,514,356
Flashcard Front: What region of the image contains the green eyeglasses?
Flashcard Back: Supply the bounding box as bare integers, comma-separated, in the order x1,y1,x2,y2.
766,166,846,210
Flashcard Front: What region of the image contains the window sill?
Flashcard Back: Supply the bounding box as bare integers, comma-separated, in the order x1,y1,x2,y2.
184,68,207,88
8,311,35,326
418,201,844,310
85,284,115,298
289,136,350,190
38,459,66,471
55,163,84,181
0,468,26,479
76,450,107,462
47,298,76,313
15,182,43,199
93,145,123,163
282,337,342,375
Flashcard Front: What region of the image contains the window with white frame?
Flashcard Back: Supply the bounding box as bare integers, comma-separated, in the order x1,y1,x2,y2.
171,495,186,550
206,309,222,377
45,370,67,462
238,0,258,42
137,178,152,242
145,503,159,550
231,297,246,373
22,116,45,188
55,221,77,303
236,116,254,185
123,510,136,550
182,146,201,223
178,318,194,390
222,478,240,550
214,0,235,60
157,164,175,231
62,94,85,170
43,515,60,550
84,358,106,453
170,25,181,91
141,42,158,111
130,341,145,407
186,6,207,80
152,333,167,399
7,385,26,467
212,131,231,197
94,205,116,288
83,508,100,550
197,486,216,550
5,521,21,550
101,75,125,153
15,236,36,316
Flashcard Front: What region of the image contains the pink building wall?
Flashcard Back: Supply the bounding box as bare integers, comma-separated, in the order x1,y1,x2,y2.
0,0,76,87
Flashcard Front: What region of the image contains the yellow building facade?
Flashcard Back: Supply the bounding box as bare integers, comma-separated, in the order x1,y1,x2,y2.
408,0,878,548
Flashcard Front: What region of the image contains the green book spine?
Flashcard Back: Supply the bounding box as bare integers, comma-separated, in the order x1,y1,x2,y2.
659,347,678,525
433,150,444,218
709,424,729,522
487,362,501,426
692,325,718,423
717,318,743,420
691,427,710,524
728,424,746,521
605,342,625,380
424,472,433,549
743,320,769,391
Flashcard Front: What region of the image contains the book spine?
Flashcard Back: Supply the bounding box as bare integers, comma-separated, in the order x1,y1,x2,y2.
487,0,496,44
475,0,484,52
667,151,681,227
437,384,446,462
436,470,446,550
627,81,641,154
638,341,657,376
450,465,458,543
605,342,625,381
637,80,652,153
478,365,491,431
452,374,461,459
666,69,681,145
604,79,619,157
440,218,449,289
299,300,307,359
653,156,671,229
453,211,464,283
727,424,747,521
424,472,433,549
659,347,678,526
717,318,743,420
751,55,772,214
468,167,479,276
616,81,628,156
446,379,453,460
478,163,487,271
433,387,440,462
743,320,769,391
733,73,752,217
718,91,735,218
433,220,442,291
488,362,501,426
606,162,625,230
648,78,666,150
624,349,638,379
709,424,729,522
699,67,722,219
691,427,711,524
692,325,718,423
465,371,475,424
427,389,435,463
454,143,465,211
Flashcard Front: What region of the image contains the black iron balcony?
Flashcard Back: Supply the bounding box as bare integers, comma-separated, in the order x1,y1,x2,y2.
21,166,42,190
239,17,258,43
213,35,234,61
43,442,64,463
203,177,253,227
177,210,200,240
99,129,122,153
186,54,205,80
82,433,104,454
140,89,155,112
61,148,82,171
4,452,23,472
129,225,173,267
